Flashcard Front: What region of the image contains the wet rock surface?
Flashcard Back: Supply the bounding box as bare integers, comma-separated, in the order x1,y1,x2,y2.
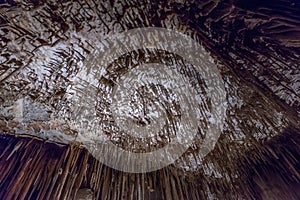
0,0,299,199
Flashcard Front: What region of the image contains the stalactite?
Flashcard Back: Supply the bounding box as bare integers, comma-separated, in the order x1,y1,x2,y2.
0,0,299,199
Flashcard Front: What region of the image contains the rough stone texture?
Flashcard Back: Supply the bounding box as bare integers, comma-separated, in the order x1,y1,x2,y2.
0,0,299,199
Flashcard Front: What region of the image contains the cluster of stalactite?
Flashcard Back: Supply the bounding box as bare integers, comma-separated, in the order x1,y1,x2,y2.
0,128,299,199
0,0,299,199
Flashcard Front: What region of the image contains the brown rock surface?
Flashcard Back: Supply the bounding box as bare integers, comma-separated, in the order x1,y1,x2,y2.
0,0,299,199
